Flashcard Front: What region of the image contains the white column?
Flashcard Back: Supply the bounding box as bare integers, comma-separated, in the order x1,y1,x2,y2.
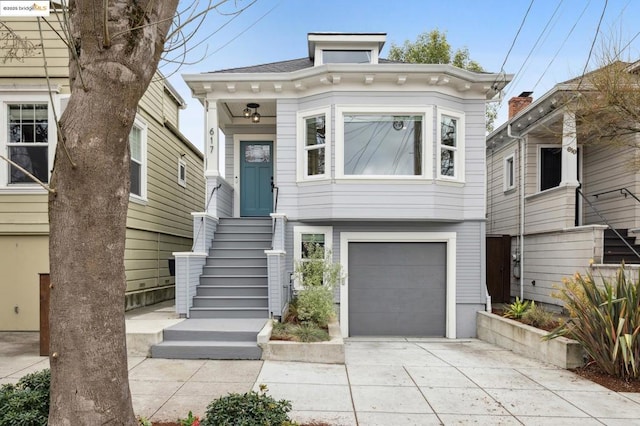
204,99,219,176
561,110,579,186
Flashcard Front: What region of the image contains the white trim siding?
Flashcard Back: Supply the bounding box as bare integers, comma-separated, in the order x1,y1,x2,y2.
437,107,465,182
296,106,331,182
293,225,333,289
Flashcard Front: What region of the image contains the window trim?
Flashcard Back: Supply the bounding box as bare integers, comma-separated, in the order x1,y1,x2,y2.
335,105,433,180
129,116,148,202
0,93,58,191
177,157,187,188
537,144,562,193
296,106,331,182
503,154,515,192
437,108,465,182
293,225,333,290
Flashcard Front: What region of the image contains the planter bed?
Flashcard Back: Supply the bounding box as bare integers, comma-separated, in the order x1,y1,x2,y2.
257,320,345,364
477,311,585,369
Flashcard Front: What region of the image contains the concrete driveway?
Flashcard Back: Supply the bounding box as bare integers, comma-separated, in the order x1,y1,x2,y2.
2,335,640,425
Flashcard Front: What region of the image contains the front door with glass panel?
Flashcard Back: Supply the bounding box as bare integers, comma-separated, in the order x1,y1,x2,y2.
240,141,273,217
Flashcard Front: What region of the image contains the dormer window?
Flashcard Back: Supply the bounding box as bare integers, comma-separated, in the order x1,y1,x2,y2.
308,33,386,66
322,50,372,64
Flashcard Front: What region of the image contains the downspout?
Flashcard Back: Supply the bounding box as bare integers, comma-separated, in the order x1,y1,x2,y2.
507,123,525,300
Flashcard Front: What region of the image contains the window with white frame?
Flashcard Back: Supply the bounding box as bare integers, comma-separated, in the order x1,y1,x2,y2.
7,103,49,185
178,157,187,187
297,107,330,181
129,118,147,199
322,50,372,64
437,109,465,180
293,226,333,289
336,106,432,179
503,154,515,191
539,146,562,191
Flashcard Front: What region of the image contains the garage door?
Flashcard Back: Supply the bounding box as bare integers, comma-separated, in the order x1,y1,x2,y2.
348,242,446,336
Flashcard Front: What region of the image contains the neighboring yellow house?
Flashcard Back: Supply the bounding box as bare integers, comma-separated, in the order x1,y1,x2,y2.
0,13,204,331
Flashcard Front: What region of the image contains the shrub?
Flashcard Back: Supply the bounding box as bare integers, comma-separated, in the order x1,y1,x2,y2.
547,265,640,380
296,285,335,327
502,297,530,319
291,323,330,343
0,368,50,426
201,385,293,426
520,301,557,329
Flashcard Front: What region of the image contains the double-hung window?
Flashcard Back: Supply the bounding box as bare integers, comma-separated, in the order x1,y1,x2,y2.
297,107,330,181
437,108,465,181
293,226,333,289
336,106,432,179
7,103,49,185
129,117,147,200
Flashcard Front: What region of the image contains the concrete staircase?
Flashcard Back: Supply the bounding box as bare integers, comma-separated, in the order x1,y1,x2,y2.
151,217,271,359
604,228,640,265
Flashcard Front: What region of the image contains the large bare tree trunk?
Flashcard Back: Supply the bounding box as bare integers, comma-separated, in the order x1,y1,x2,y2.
48,1,177,423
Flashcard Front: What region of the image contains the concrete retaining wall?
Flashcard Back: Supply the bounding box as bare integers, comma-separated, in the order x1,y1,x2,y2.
477,311,585,369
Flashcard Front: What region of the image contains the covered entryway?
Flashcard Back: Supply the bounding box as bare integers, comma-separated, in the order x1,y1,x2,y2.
240,141,273,217
347,242,447,337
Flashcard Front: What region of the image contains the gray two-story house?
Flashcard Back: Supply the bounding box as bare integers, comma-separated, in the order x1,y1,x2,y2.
159,33,510,359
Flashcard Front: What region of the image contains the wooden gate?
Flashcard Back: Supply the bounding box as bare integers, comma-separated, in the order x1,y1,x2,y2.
39,274,50,356
486,235,511,303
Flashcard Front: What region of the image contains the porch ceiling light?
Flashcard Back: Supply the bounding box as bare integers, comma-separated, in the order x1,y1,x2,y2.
245,102,260,123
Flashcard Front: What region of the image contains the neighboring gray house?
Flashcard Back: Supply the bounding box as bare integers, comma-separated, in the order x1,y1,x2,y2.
486,61,640,309
156,32,510,358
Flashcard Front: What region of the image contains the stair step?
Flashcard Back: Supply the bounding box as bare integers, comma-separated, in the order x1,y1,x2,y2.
151,340,262,360
208,248,268,258
210,240,272,249
200,275,268,286
205,257,267,267
218,218,271,225
215,231,272,241
189,307,269,319
192,296,268,308
196,285,268,297
163,329,259,342
216,225,272,233
202,265,267,276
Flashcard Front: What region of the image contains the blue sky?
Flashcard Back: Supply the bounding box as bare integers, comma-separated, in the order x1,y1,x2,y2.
167,0,640,150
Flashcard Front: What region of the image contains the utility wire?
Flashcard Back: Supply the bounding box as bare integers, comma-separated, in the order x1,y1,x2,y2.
492,0,535,90
532,0,592,91
502,0,564,101
577,0,609,90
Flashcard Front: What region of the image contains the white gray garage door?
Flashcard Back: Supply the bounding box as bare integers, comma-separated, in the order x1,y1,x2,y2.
348,242,446,336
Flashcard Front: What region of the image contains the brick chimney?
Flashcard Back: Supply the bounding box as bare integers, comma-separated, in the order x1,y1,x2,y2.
508,91,533,119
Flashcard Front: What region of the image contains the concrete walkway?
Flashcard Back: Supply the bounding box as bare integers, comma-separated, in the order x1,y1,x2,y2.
2,334,640,425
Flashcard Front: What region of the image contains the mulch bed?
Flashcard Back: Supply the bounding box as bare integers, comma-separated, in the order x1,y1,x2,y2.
572,362,640,393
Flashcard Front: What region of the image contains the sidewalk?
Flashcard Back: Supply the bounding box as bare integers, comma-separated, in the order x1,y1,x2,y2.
2,317,640,424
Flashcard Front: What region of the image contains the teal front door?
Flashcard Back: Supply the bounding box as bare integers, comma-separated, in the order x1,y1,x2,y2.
240,141,273,217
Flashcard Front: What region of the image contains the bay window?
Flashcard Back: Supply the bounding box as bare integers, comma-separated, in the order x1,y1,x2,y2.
336,106,432,179
437,108,465,181
297,107,330,181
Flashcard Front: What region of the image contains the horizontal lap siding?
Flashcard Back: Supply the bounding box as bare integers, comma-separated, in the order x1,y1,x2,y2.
0,194,49,234
519,228,601,306
124,229,191,292
486,141,519,235
525,186,576,233
0,18,68,78
126,104,205,237
583,142,639,229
